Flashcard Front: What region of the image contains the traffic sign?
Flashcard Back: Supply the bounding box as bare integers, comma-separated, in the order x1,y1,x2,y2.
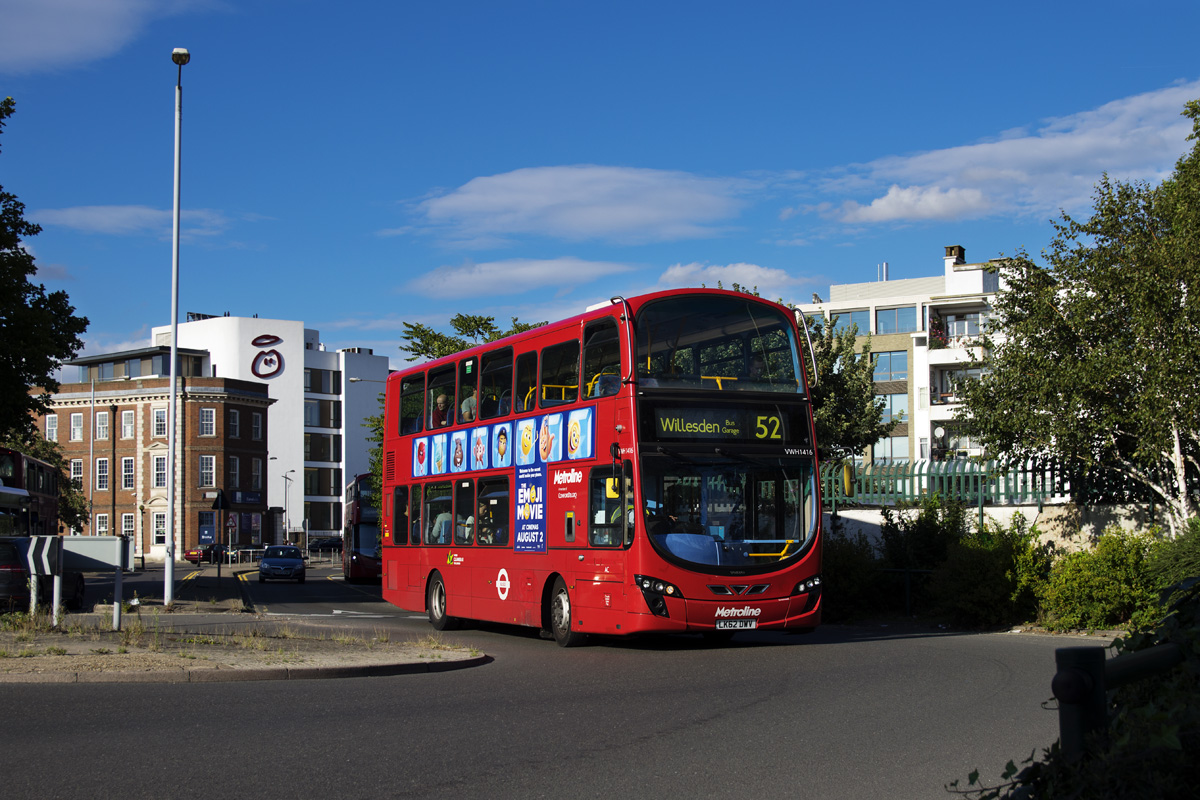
24,536,63,576
226,515,238,530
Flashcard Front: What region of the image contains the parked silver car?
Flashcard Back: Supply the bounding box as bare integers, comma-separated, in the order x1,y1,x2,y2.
258,545,306,583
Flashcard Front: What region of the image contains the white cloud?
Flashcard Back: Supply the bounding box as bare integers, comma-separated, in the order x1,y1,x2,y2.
803,80,1200,225
838,185,991,223
420,165,751,245
32,205,230,238
0,0,213,75
408,256,635,299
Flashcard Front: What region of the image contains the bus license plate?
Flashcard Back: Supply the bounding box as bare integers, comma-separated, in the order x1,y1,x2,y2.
716,619,757,630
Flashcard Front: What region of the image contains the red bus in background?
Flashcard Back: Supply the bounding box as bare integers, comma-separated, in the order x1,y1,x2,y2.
343,473,382,583
0,447,60,537
379,289,822,646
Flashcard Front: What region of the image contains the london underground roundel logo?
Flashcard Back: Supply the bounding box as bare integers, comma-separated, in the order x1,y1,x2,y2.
496,568,510,601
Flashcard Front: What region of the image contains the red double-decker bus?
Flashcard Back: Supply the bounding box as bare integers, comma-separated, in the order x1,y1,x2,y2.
0,447,60,537
343,473,382,583
379,289,822,645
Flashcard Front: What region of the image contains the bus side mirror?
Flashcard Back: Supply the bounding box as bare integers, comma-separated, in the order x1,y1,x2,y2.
842,463,856,498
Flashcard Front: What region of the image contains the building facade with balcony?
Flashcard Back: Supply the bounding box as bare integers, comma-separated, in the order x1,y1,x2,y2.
37,347,274,560
798,245,999,462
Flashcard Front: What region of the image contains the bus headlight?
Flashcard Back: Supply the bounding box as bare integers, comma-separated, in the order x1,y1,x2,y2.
634,574,681,618
791,575,821,613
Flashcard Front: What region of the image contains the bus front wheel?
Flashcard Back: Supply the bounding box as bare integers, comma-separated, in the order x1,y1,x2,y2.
548,577,586,647
427,573,459,631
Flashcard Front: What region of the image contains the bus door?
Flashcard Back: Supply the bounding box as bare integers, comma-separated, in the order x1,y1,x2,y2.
571,463,631,618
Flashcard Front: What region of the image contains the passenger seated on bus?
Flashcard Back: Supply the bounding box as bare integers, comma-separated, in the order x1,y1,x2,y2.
459,387,477,424
431,394,451,428
591,374,621,397
428,512,452,544
472,500,498,545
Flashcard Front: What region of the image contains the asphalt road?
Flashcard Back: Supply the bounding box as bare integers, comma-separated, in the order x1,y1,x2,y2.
4,567,1100,800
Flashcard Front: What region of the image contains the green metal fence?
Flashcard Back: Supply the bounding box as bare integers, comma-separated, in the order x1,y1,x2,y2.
820,459,1074,511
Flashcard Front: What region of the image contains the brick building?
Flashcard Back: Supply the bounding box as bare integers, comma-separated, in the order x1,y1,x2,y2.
37,346,274,560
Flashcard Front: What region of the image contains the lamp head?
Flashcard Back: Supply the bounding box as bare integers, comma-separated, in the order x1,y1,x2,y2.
172,48,191,66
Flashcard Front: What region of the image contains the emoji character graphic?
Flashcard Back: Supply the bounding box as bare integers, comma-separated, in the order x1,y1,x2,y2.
453,438,464,468
497,428,508,459
434,440,445,472
567,420,581,456
538,418,555,461
417,441,426,465
474,434,486,465
521,424,533,457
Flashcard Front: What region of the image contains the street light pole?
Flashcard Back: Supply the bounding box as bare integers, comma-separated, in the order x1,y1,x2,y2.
282,470,295,544
165,47,189,605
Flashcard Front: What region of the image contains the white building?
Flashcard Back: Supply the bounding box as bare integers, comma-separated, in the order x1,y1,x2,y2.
798,245,1000,462
152,314,390,541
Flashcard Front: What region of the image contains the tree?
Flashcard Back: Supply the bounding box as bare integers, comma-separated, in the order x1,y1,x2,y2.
399,314,545,362
958,99,1200,534
0,97,89,439
805,316,898,462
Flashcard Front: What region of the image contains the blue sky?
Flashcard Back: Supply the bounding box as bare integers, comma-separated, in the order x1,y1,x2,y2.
4,1,1199,368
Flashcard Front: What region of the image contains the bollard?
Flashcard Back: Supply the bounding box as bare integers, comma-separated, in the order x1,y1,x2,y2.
1051,646,1107,761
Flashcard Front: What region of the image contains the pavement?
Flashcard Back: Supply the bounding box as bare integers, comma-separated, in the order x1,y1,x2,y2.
0,562,486,684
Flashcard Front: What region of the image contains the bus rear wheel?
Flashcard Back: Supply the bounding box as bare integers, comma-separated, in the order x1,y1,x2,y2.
427,573,458,631
548,577,586,647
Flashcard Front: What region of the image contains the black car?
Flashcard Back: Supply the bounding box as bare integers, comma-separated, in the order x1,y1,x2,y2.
307,537,343,554
1,538,86,611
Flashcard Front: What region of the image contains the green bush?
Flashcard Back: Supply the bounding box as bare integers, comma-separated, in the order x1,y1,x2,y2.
820,524,882,622
929,513,1053,628
1145,516,1200,594
1037,527,1160,632
877,495,971,616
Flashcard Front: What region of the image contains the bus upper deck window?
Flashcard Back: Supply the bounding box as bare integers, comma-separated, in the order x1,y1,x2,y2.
540,340,580,408
583,318,621,398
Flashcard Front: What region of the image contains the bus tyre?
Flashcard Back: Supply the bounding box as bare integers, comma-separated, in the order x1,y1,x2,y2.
427,573,459,631
549,577,586,648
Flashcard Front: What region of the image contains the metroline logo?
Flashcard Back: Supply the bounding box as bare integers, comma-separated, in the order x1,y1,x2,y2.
553,469,583,485
714,606,762,618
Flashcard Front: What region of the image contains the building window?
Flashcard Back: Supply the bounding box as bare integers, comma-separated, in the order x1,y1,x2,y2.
873,351,908,382
229,409,240,438
200,407,216,437
153,408,167,437
96,458,109,491
70,459,83,489
876,306,917,335
251,412,263,441
304,399,319,427
95,514,109,535
122,513,135,537
122,410,135,438
832,309,870,335
199,511,215,538
874,435,910,464
70,413,83,441
153,455,167,488
229,456,240,489
96,411,109,440
153,512,167,545
122,457,135,490
880,393,909,423
98,362,114,381
252,458,262,491
45,414,58,442
125,358,141,379
199,455,215,487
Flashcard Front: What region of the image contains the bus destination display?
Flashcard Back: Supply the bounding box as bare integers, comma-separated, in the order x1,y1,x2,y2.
652,407,797,444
